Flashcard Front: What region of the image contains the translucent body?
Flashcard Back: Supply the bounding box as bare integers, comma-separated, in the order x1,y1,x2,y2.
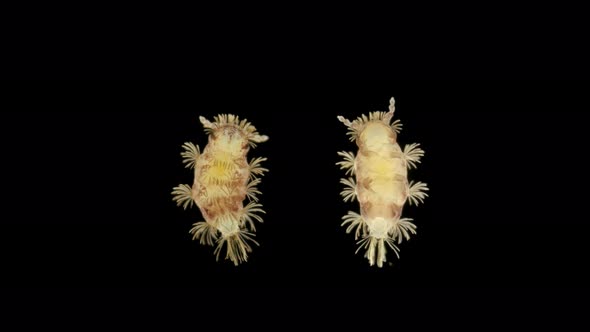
193,126,250,237
356,122,408,238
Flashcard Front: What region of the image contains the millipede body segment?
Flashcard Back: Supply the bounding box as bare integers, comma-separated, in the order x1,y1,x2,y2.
337,98,429,267
172,114,268,265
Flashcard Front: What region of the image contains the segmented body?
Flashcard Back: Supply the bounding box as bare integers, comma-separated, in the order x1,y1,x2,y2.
172,114,268,265
338,98,429,267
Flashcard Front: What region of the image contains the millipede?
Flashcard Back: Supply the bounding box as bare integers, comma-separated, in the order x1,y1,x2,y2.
337,97,429,267
172,114,268,265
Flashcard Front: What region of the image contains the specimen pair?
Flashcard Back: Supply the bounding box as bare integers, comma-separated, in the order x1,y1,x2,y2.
172,98,429,267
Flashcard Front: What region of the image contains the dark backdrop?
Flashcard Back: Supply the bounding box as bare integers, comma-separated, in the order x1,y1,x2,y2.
1,81,588,290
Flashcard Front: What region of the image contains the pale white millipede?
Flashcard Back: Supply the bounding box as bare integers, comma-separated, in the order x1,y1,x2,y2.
337,97,429,267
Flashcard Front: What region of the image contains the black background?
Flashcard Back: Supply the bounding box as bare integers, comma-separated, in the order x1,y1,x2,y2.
1,81,589,291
